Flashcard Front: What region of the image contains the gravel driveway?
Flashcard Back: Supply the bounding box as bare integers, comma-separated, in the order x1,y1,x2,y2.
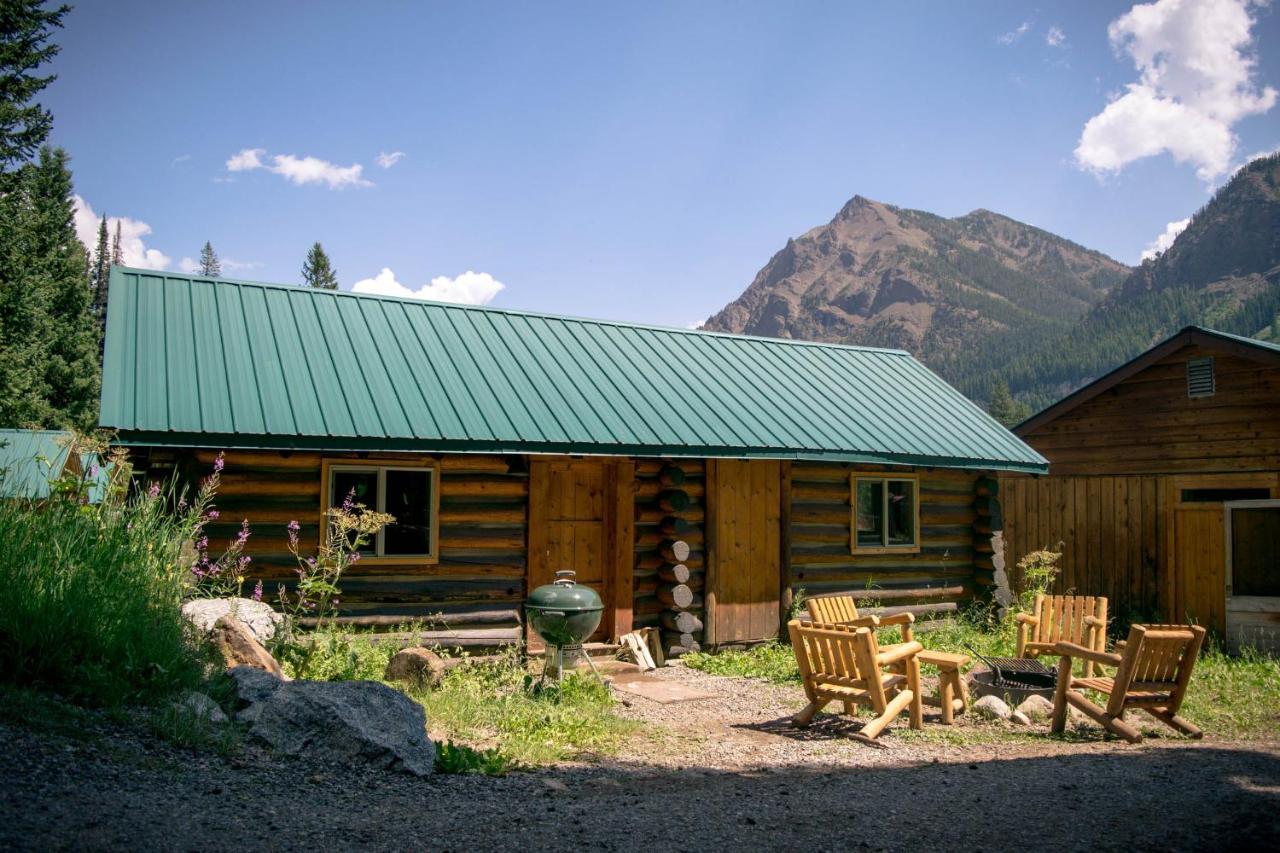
3,665,1277,851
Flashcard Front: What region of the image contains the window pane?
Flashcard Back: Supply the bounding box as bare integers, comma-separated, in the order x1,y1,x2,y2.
856,480,884,547
887,480,916,546
1232,508,1280,597
331,470,378,554
383,469,432,556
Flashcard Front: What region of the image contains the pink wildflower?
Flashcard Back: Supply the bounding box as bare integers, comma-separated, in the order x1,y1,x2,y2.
148,481,161,498
213,452,225,474
235,520,251,547
252,579,263,602
207,509,220,521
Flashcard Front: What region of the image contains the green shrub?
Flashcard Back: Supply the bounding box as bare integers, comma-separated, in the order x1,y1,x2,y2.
276,627,398,682
0,490,214,706
433,740,517,775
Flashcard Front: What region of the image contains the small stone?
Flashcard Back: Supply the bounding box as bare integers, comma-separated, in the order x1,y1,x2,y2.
384,648,446,688
174,691,227,724
973,694,1012,721
1016,694,1055,722
1010,710,1032,726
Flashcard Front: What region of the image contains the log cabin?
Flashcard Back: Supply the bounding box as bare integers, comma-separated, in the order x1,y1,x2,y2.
99,267,1046,655
1002,326,1280,652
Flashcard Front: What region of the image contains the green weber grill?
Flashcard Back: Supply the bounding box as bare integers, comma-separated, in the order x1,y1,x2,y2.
526,571,604,684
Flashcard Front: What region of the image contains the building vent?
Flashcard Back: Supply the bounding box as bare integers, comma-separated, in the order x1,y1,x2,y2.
1186,357,1215,398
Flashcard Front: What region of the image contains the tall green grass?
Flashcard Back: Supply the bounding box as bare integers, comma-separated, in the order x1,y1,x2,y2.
0,493,211,706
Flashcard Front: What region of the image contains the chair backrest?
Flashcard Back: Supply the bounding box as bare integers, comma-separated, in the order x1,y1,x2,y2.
1030,593,1108,647
1107,623,1206,715
787,619,879,693
806,594,860,625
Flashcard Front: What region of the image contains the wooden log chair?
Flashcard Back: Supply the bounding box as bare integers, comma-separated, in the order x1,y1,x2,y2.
787,619,924,741
1016,594,1109,677
806,594,969,723
1050,624,1206,744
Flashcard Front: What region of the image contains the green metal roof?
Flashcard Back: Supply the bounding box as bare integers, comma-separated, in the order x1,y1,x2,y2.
99,267,1048,473
0,429,109,501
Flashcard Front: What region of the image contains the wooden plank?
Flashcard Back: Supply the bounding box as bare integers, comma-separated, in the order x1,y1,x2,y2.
703,459,718,647
612,458,636,640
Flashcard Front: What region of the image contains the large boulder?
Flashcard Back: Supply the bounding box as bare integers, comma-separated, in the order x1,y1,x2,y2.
384,648,446,688
232,674,434,776
212,615,286,679
183,597,283,645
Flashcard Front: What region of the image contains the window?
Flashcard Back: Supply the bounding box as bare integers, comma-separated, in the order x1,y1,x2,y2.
1182,487,1270,503
324,462,438,561
851,474,919,552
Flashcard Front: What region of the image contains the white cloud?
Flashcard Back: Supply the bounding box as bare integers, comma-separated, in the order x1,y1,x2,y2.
177,257,199,274
351,268,505,305
226,148,265,171
72,196,171,270
178,256,262,274
1140,217,1191,260
998,21,1031,45
1046,25,1067,48
225,148,371,189
686,320,705,330
1075,0,1277,181
171,154,191,167
376,151,406,169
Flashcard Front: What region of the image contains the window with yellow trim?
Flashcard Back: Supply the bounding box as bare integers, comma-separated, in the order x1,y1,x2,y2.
326,463,439,561
851,474,919,552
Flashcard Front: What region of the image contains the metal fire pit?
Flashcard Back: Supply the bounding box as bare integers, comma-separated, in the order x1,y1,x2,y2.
525,570,604,686
965,645,1058,706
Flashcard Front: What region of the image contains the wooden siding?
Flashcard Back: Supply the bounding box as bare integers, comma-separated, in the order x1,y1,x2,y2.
1001,475,1167,621
786,463,984,619
189,449,526,648
1021,346,1280,477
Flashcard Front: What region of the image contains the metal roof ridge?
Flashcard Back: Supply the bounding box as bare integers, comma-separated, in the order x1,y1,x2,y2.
109,265,913,357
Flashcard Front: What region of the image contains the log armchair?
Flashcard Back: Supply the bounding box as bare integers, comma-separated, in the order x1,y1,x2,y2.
1016,594,1109,676
787,619,924,741
1050,623,1206,744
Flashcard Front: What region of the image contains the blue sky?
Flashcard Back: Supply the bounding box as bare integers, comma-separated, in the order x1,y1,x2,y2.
47,1,1280,327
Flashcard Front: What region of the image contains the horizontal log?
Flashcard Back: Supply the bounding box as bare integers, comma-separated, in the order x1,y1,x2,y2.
294,607,520,628
661,611,703,633
662,630,699,649
660,539,691,562
637,506,705,526
659,516,694,537
635,553,704,572
638,481,704,501
659,563,691,584
664,640,701,657
659,584,694,609
441,479,527,498
439,507,526,524
637,529,703,549
974,477,999,497
659,465,686,487
658,490,690,512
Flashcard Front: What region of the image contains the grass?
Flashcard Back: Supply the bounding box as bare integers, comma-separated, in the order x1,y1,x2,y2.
0,494,214,706
276,627,399,682
685,642,800,683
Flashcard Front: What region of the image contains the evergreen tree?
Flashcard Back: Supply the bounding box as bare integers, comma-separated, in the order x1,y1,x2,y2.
111,219,122,264
987,378,1031,428
301,242,338,289
0,2,68,176
198,241,221,277
90,213,109,314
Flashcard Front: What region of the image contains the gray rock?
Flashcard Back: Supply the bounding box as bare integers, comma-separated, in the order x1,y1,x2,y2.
228,666,284,722
183,597,283,644
1009,710,1032,726
174,691,227,724
384,648,446,688
1016,694,1055,723
245,679,434,776
972,694,1012,721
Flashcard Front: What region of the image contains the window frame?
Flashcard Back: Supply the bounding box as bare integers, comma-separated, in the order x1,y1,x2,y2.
850,472,921,555
320,458,440,565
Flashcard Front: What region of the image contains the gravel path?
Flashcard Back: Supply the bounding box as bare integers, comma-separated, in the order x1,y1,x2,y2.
3,666,1278,851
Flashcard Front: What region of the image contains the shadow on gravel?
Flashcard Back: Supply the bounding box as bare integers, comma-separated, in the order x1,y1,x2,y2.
2,716,1277,852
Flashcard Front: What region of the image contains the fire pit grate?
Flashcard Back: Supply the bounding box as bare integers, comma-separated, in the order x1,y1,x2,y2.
965,644,1057,691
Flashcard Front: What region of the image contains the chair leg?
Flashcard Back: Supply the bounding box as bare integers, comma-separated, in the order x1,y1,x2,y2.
860,690,914,740
907,657,923,730
792,699,828,728
843,700,855,716
1067,692,1143,743
954,666,969,713
939,671,955,726
1147,708,1203,739
1050,656,1072,734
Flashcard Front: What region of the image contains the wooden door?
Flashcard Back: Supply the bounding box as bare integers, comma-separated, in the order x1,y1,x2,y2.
528,459,634,644
707,459,782,645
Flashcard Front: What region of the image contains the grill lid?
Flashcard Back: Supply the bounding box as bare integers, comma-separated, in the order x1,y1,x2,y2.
527,570,604,614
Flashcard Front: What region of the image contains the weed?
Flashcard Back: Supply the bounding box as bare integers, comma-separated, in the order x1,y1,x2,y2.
149,702,242,757
276,627,399,682
685,642,800,683
434,740,518,775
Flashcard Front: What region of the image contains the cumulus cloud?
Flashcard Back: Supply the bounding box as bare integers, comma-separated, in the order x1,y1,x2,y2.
225,148,371,189
1046,25,1067,47
998,21,1031,45
72,196,171,270
376,151,406,169
1075,0,1277,181
1140,217,1191,260
226,148,265,171
351,268,505,305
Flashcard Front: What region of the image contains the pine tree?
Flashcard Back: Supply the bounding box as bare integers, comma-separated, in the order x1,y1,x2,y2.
90,214,109,315
0,2,68,175
199,241,221,277
301,242,338,289
111,219,122,264
987,378,1031,428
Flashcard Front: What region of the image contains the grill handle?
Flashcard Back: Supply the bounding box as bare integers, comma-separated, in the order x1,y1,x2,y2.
541,610,566,618
554,570,577,586
963,642,1007,685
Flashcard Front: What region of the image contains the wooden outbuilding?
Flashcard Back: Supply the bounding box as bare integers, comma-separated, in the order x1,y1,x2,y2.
99,268,1045,654
1003,326,1280,651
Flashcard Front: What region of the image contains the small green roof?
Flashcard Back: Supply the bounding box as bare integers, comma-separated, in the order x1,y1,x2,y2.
0,429,108,501
99,267,1047,473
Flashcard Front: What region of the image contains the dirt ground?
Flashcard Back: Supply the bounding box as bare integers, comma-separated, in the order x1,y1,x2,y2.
3,664,1278,852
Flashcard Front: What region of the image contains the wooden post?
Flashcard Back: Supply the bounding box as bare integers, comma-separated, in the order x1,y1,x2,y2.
703,459,718,648
779,461,793,628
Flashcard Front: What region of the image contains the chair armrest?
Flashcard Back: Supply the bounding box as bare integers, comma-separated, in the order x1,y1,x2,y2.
1083,615,1105,628
875,612,916,627
841,615,883,630
876,641,923,666
1016,613,1039,625
1052,641,1122,667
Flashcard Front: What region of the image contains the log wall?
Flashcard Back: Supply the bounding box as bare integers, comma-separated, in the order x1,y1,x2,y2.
179,449,527,648
786,463,987,620
632,458,706,656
